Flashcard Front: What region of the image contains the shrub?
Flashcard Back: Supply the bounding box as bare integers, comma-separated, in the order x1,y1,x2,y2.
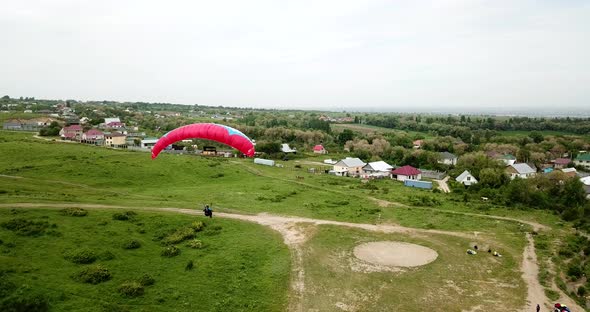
59,208,88,217
72,265,112,284
161,246,180,257
190,221,204,232
118,281,144,298
0,218,50,236
185,260,194,271
567,265,584,280
64,248,97,264
187,239,204,249
122,240,141,250
138,274,155,286
99,251,115,261
112,211,137,221
163,227,195,245
0,284,49,312
545,289,559,301
578,286,586,297
203,225,222,236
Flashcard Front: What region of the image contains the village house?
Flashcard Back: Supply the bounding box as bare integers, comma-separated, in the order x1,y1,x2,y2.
332,157,366,177
552,158,571,169
81,129,104,143
391,165,421,181
561,167,577,178
104,132,127,148
412,140,423,149
501,154,517,166
60,125,83,140
455,170,478,186
362,161,394,178
313,144,327,154
438,152,458,166
574,154,590,170
140,138,159,149
506,163,536,179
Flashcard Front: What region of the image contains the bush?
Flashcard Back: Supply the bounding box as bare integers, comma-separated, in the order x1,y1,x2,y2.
567,265,583,280
0,218,51,236
138,274,155,286
578,286,586,297
122,240,141,250
59,208,88,217
64,248,97,264
118,281,144,298
190,221,204,232
0,284,49,312
112,211,137,221
72,265,112,284
187,239,204,249
185,260,194,271
161,246,180,257
203,225,222,236
163,227,195,245
99,251,115,261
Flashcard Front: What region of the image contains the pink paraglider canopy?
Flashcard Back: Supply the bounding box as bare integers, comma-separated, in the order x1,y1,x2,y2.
151,123,255,159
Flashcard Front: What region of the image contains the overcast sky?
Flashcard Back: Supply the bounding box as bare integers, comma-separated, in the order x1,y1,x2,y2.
1,0,589,113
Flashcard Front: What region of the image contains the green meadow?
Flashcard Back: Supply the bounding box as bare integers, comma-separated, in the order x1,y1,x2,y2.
0,130,571,311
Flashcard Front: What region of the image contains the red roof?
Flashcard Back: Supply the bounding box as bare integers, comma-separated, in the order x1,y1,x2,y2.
86,129,103,135
391,165,421,176
554,158,571,165
64,125,82,131
313,145,324,151
413,140,423,146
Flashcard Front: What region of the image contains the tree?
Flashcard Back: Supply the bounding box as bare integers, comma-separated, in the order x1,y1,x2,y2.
337,129,354,145
479,168,508,188
529,131,544,143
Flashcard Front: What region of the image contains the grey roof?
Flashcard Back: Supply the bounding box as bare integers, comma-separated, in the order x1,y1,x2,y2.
336,157,366,168
510,163,536,174
440,152,457,160
363,161,393,172
455,170,476,182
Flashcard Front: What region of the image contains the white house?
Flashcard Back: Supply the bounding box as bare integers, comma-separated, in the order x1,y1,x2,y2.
140,138,159,149
506,163,536,179
281,144,297,153
438,152,458,166
574,154,590,169
455,170,478,186
332,157,366,177
362,161,394,178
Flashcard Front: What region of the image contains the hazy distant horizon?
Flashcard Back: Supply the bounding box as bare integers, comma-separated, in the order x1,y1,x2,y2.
1,1,589,113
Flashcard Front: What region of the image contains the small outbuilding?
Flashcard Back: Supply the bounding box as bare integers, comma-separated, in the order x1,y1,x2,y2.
313,145,327,154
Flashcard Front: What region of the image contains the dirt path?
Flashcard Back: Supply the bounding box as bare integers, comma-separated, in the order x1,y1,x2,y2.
0,203,556,311
522,233,549,311
434,176,451,193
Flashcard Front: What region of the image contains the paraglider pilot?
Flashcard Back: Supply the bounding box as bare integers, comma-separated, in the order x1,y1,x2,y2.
203,204,213,218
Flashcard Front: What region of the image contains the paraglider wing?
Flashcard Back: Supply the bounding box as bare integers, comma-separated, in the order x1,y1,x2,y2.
151,123,255,159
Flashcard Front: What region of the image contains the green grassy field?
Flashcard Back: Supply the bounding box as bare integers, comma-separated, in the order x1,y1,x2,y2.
0,208,289,311
300,225,525,311
0,130,572,311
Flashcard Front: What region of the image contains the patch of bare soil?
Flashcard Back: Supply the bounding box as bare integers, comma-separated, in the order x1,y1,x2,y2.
353,241,438,268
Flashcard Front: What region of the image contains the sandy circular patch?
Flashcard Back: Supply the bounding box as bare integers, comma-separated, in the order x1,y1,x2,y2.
353,241,438,267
